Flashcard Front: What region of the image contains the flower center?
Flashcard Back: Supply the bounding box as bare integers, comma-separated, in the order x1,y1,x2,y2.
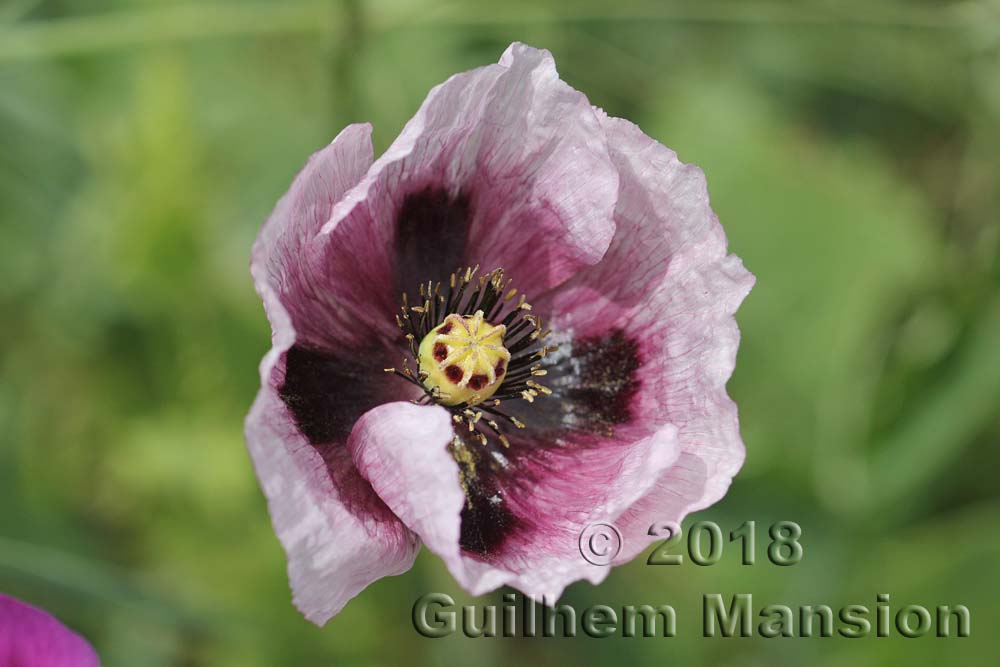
386,266,557,448
417,311,510,406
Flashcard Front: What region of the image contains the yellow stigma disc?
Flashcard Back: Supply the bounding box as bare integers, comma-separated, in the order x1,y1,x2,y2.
417,310,510,406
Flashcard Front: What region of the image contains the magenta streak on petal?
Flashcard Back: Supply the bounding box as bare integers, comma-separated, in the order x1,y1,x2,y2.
247,124,422,626
308,41,619,312
537,112,755,564
453,327,648,558
252,123,394,352
462,424,679,600
348,401,679,603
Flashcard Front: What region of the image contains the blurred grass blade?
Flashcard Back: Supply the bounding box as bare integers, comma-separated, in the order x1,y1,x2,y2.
0,1,333,62
0,537,198,628
871,296,1000,515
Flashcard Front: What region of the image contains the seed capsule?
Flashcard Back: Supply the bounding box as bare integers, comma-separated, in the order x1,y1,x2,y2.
417,310,510,406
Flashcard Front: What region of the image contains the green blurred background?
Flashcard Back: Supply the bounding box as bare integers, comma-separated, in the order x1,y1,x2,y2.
1,0,998,665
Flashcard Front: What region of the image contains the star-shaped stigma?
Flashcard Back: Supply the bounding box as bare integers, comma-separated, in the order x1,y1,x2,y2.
418,310,510,405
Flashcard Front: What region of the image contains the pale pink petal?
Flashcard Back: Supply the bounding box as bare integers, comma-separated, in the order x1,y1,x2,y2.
309,42,618,313
347,403,679,601
251,121,397,351
247,124,421,626
346,403,464,559
246,386,420,625
459,423,680,600
0,593,99,667
540,113,755,561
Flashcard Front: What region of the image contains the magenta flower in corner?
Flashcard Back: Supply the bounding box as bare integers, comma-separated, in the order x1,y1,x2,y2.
1,593,100,666
246,43,754,624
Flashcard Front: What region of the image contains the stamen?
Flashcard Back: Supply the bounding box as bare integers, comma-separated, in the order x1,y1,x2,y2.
390,266,557,450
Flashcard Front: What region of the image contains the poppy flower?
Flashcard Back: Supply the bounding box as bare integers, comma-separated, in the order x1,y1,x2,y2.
0,593,99,666
246,42,753,624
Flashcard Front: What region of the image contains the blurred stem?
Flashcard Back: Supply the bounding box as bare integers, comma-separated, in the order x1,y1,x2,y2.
0,0,43,24
0,2,332,62
331,0,365,126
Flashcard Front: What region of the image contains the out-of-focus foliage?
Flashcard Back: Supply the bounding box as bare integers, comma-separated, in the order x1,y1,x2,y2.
1,1,997,665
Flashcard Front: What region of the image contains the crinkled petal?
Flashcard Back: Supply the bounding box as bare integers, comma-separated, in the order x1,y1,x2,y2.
541,114,755,561
461,423,680,599
346,403,464,557
348,403,679,601
246,385,420,625
247,124,422,626
0,594,99,667
310,42,618,314
251,122,397,351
